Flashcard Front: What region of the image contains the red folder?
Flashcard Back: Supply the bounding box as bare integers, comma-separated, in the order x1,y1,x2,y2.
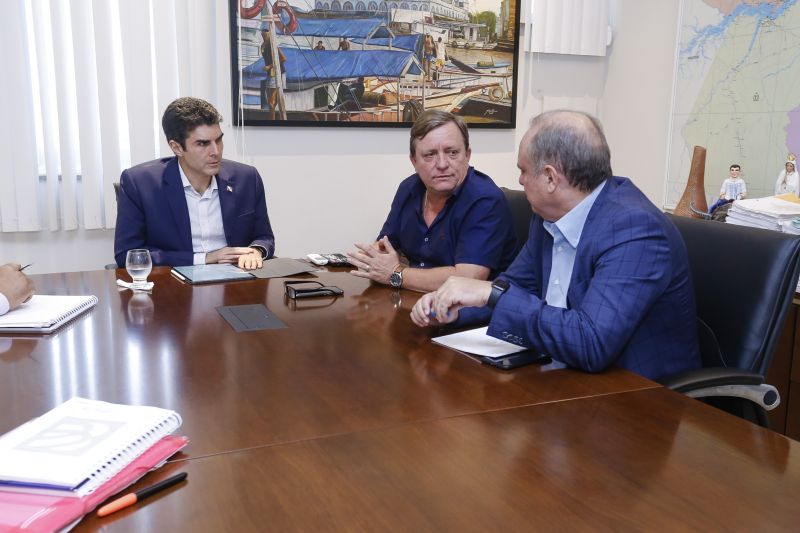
0,435,188,533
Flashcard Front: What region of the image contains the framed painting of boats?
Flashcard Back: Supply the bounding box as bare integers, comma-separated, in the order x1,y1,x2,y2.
228,0,520,128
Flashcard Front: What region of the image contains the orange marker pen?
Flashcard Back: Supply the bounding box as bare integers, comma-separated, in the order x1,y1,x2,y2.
97,472,187,517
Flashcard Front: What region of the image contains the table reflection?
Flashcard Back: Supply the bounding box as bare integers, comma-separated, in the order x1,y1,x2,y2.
126,292,155,325
0,337,39,363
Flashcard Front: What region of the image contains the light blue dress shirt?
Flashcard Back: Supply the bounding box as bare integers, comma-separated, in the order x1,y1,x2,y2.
543,181,607,308
178,164,227,265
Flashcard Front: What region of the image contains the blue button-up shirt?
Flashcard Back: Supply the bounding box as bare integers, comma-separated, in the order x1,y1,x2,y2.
379,167,518,277
543,180,606,308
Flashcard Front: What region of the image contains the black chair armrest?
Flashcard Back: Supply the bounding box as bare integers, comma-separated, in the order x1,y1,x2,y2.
656,367,763,393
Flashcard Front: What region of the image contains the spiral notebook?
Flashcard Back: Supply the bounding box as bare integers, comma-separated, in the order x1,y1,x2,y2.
0,295,98,333
0,397,183,497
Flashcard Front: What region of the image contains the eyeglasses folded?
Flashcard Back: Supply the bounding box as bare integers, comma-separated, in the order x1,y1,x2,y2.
284,280,344,299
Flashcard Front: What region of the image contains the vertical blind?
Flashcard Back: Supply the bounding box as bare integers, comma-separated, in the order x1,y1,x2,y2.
4,0,611,234
1,0,216,233
530,0,610,57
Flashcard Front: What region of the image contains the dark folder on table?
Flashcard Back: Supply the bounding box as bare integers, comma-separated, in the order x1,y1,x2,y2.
171,259,316,285
250,258,317,278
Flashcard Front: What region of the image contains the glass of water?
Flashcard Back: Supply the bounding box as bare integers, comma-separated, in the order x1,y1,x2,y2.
126,249,152,287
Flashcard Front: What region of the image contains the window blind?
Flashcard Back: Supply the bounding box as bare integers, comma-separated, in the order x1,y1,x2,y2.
2,0,216,233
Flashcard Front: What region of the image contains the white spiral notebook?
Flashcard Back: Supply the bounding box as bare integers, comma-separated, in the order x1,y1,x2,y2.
0,295,98,333
0,397,183,497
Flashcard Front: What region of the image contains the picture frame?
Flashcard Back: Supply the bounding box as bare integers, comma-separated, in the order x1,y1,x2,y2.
228,0,521,128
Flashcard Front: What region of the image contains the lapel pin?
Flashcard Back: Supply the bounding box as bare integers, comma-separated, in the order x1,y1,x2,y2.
227,185,233,193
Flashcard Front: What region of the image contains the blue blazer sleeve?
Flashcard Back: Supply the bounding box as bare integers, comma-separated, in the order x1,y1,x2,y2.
454,229,542,327
217,163,275,258
247,168,275,257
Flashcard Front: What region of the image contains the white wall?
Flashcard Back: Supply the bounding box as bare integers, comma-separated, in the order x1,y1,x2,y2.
0,0,681,275
601,0,680,202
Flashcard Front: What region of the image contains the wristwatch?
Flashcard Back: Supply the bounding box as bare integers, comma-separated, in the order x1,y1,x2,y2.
389,264,407,288
487,278,509,308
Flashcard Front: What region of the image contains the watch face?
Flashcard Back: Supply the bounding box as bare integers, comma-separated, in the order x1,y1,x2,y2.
389,271,402,288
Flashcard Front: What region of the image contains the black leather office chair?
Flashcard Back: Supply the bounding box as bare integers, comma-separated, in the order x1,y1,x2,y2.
659,215,800,427
501,187,532,244
104,183,122,270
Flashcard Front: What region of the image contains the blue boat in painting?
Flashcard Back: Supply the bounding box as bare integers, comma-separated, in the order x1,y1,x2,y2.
231,0,517,125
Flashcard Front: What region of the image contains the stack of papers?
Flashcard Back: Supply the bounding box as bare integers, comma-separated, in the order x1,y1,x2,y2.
725,196,800,232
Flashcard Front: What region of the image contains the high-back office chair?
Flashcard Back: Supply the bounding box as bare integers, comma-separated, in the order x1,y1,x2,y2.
104,183,122,270
659,215,800,427
501,187,532,244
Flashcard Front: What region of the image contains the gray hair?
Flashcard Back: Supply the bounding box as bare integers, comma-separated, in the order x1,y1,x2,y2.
525,110,612,192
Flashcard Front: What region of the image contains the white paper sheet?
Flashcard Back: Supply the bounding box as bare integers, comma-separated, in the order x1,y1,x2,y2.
432,326,528,359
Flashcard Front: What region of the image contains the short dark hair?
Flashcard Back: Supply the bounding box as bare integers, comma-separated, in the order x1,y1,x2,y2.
525,110,612,192
162,97,222,150
409,110,469,157
730,164,741,171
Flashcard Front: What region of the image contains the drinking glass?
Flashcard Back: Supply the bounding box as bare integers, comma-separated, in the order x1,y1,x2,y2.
126,249,152,287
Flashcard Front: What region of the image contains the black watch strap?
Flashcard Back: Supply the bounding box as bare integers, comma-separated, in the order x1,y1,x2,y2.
487,279,509,309
250,245,268,259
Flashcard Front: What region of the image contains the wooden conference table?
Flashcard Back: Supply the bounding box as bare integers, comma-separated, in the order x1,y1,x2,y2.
0,268,798,530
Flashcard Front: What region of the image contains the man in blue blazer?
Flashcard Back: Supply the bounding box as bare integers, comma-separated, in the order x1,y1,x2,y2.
114,97,274,268
411,110,700,380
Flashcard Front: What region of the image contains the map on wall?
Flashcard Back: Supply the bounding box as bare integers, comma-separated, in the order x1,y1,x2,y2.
666,0,800,207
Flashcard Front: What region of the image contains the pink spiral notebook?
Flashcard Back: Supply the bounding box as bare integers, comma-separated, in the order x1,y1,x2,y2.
0,435,188,533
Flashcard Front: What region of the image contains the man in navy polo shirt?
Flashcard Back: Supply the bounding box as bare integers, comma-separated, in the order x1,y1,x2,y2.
348,110,518,292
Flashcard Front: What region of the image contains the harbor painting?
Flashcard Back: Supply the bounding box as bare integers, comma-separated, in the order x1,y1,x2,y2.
228,0,520,127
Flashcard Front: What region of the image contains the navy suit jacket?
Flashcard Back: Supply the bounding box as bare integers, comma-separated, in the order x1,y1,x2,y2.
114,157,275,267
466,176,700,379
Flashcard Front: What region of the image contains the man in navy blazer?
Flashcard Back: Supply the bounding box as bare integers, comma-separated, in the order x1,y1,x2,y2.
114,97,274,268
412,110,700,380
